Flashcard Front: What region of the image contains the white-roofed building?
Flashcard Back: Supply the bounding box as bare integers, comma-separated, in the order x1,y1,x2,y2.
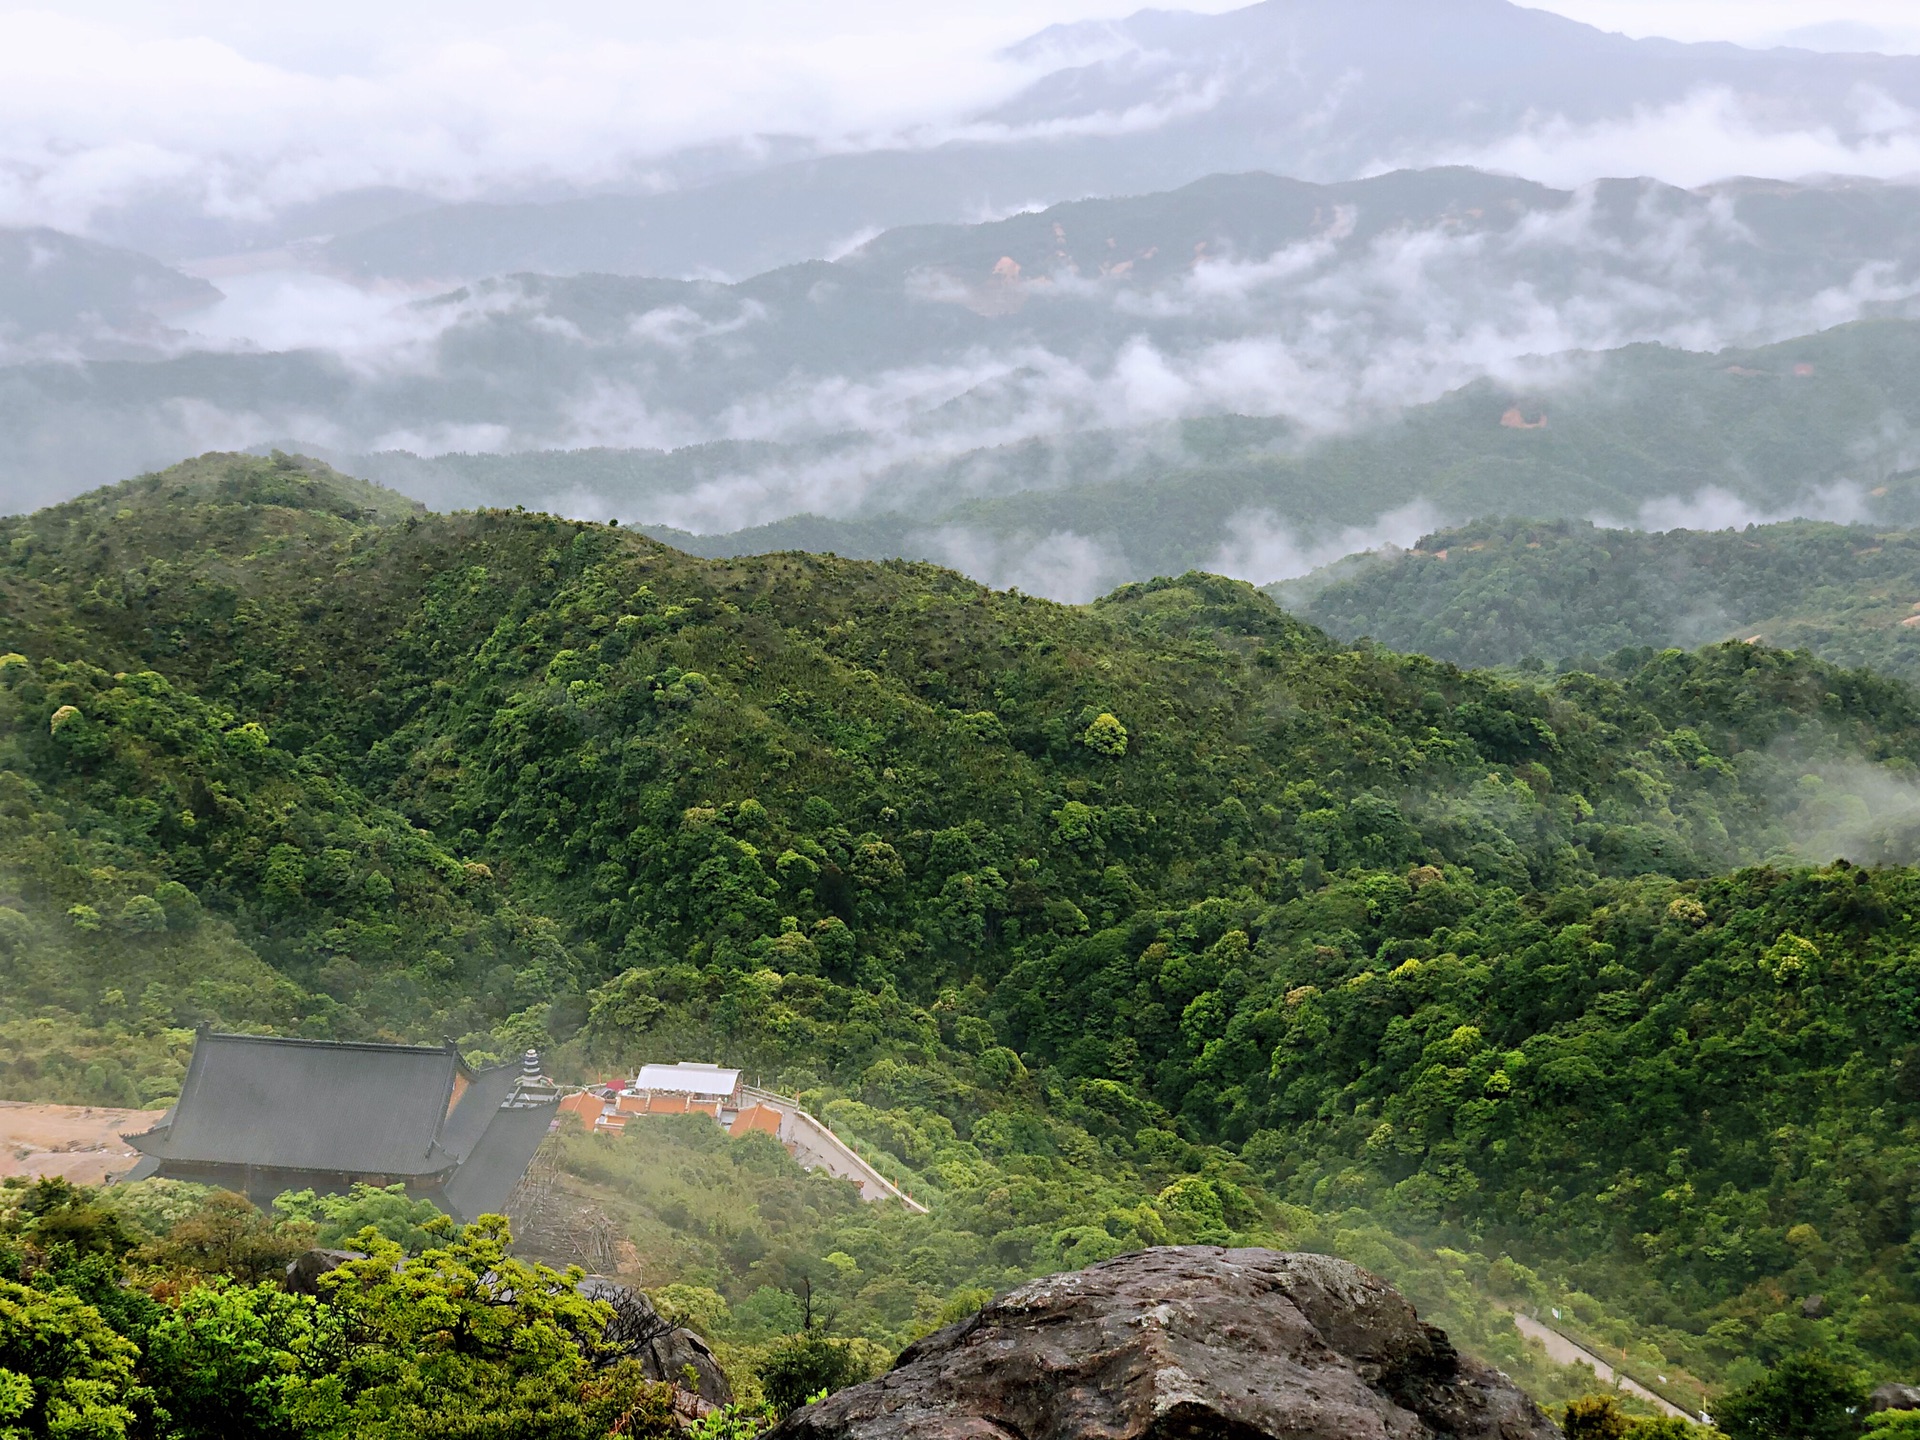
632,1062,742,1103
558,1062,929,1214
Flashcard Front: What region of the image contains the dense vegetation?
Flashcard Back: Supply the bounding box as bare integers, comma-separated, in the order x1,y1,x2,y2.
1283,516,1920,680
11,453,1920,1414
0,1175,689,1440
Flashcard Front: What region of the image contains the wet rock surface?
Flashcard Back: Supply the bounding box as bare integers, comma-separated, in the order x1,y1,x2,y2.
771,1246,1558,1440
283,1248,365,1295
1873,1382,1920,1412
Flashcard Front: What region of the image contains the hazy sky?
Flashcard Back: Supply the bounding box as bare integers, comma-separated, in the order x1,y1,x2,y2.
1537,2,1920,50
16,0,1919,56
2,0,1917,236
14,1,1915,66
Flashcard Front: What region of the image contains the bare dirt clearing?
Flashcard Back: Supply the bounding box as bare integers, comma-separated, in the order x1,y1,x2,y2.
0,1100,157,1184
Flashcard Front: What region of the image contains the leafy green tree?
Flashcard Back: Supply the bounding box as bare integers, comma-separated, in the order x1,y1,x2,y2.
27,1250,161,1360
141,1280,316,1440
13,1179,141,1261
300,1214,674,1439
1630,1419,1716,1440
1563,1396,1631,1440
0,1279,141,1440
272,1186,443,1254
1863,1415,1920,1439
117,895,168,933
1079,713,1128,757
139,1192,311,1284
685,1401,777,1440
649,1286,730,1338
0,1367,32,1439
1716,1354,1867,1440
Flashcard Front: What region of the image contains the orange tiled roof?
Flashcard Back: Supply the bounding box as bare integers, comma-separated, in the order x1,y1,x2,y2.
731,1104,782,1137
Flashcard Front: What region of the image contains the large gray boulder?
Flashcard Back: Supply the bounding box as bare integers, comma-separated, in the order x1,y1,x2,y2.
1873,1383,1920,1413
772,1246,1556,1440
283,1248,366,1295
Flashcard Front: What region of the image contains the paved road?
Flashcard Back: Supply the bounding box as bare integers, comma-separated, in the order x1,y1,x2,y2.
1512,1312,1694,1419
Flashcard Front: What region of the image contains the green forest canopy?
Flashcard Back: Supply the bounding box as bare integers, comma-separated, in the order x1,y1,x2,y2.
1281,515,1920,680
8,454,1920,1409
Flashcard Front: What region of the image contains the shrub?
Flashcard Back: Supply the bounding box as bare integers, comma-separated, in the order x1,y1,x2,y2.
756,1331,869,1417
1563,1396,1631,1440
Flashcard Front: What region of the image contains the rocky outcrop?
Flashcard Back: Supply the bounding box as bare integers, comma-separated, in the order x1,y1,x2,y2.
579,1277,733,1405
1873,1383,1920,1413
283,1248,365,1295
771,1246,1557,1440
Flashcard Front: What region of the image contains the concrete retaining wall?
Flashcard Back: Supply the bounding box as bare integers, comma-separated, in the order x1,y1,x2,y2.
739,1085,929,1213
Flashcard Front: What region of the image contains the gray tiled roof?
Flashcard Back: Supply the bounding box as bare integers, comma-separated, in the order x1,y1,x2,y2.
441,1102,558,1222
439,1062,525,1160
128,1031,466,1177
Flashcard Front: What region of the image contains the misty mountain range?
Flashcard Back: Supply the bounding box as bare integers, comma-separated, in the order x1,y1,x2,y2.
443,315,1920,601
230,0,1920,282
9,168,1920,541
0,229,219,362
7,0,1920,602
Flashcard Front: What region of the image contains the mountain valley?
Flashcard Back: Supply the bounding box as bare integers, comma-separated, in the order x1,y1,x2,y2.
10,2,1920,1433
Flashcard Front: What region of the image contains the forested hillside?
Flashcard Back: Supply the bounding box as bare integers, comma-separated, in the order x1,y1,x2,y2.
9,454,1920,1402
1282,517,1920,679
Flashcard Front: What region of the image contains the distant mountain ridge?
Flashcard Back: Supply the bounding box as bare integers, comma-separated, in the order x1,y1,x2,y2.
0,229,218,360
319,0,1920,283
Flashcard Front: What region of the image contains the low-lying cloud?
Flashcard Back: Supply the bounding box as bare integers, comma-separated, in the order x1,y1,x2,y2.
1782,760,1920,867
1207,502,1446,587
169,266,465,369
0,4,1165,240
1600,481,1879,533
445,182,1920,532
910,525,1132,602
13,167,1920,530
1432,86,1920,191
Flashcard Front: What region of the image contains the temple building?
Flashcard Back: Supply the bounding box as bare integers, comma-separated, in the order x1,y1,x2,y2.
122,1029,560,1220
558,1059,928,1212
